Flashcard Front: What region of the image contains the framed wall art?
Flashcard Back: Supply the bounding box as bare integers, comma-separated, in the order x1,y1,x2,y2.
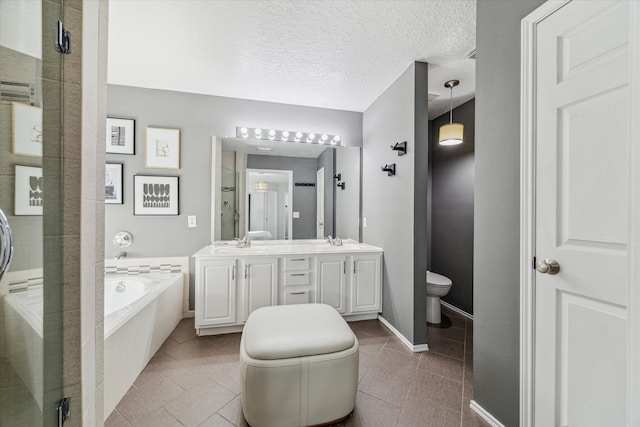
15,165,43,216
105,163,124,204
106,117,135,154
133,175,179,215
145,127,180,169
12,102,43,157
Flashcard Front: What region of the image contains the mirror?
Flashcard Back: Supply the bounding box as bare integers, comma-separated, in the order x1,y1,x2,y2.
211,136,360,242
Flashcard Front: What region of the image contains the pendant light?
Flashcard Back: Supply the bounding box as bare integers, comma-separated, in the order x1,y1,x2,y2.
438,80,464,146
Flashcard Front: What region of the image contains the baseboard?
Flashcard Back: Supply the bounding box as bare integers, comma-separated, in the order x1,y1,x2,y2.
377,315,429,352
182,310,195,318
469,400,506,427
441,300,473,320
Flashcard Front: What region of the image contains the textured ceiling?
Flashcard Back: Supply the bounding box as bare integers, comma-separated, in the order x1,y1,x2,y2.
108,0,476,116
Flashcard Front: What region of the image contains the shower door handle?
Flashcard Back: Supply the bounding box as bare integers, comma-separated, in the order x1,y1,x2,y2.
0,208,15,281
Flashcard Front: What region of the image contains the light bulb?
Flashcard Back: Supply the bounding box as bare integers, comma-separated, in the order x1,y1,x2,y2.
268,129,275,140
254,128,262,138
281,131,290,141
240,127,248,137
320,134,328,143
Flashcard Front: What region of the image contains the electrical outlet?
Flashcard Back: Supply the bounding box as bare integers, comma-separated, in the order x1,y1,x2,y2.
188,215,197,228
293,212,300,219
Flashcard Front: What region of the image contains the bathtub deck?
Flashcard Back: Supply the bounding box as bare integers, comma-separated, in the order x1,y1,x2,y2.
105,306,484,427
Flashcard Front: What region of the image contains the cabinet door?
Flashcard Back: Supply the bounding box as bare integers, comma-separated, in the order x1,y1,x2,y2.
197,259,236,326
351,254,382,313
243,257,278,320
316,256,346,313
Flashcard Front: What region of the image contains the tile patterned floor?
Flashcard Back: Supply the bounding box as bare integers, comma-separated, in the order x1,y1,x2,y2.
106,306,490,427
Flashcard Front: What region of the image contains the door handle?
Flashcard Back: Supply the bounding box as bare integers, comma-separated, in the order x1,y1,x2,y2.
0,208,15,281
536,259,560,275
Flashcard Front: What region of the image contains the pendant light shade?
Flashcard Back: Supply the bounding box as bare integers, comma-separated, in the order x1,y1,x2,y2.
254,182,268,192
439,80,464,146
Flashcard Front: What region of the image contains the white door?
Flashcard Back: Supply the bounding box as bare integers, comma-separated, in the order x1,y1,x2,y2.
533,1,631,425
317,167,325,238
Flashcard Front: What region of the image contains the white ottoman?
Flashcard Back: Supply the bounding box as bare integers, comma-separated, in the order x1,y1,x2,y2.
240,304,358,427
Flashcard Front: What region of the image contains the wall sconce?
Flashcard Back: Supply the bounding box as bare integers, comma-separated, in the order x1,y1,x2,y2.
390,141,407,156
381,164,396,176
237,127,342,146
438,80,464,146
254,182,269,192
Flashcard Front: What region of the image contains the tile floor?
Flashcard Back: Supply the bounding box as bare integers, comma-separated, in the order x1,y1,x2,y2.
106,306,490,427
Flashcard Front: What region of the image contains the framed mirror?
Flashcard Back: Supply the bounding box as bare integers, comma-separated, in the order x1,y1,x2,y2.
211,136,360,242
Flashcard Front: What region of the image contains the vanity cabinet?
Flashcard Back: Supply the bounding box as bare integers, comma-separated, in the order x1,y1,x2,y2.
316,255,347,314
193,242,383,335
242,257,278,321
350,254,382,313
195,258,237,326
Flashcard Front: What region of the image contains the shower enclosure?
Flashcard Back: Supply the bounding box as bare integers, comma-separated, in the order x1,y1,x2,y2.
1,1,65,425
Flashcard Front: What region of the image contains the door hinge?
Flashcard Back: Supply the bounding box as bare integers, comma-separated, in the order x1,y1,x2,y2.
56,397,70,426
55,21,71,54
532,256,537,269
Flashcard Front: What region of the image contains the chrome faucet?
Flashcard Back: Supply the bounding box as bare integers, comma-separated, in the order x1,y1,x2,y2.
235,235,251,248
326,235,343,246
114,251,127,260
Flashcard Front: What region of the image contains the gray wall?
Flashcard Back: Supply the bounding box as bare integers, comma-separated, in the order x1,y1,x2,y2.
475,1,546,425
362,62,428,345
107,85,362,308
430,99,475,315
246,154,321,239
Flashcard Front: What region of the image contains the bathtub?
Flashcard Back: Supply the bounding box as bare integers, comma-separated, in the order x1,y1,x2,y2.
1,272,184,420
104,273,183,419
3,286,44,411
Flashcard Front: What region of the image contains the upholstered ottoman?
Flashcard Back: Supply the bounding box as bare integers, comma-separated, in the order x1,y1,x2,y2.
240,304,358,427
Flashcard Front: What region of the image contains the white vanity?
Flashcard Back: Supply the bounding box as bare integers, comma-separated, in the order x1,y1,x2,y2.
193,240,383,335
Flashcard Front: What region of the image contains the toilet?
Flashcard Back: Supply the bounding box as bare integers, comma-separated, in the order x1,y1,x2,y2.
426,271,453,324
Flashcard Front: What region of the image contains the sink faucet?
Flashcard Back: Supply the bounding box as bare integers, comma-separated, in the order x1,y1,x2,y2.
326,236,343,246
114,251,127,260
235,235,251,248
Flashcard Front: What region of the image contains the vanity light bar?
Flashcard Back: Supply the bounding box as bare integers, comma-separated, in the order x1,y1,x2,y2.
236,127,342,146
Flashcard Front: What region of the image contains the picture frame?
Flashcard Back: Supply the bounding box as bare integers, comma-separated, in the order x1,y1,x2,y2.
12,102,43,157
106,117,135,154
145,127,180,170
15,165,43,216
105,163,124,204
133,175,179,215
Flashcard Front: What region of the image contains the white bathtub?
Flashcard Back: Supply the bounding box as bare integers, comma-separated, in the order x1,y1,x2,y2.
2,272,184,421
3,287,44,411
104,273,183,419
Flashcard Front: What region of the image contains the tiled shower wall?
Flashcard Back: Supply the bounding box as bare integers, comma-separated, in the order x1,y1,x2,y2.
40,0,107,425
81,0,108,425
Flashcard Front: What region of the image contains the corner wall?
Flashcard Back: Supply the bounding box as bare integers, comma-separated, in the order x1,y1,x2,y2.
362,62,428,345
475,1,546,425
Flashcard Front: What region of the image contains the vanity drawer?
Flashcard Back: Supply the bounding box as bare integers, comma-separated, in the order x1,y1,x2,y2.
285,257,310,271
284,271,310,286
283,288,310,305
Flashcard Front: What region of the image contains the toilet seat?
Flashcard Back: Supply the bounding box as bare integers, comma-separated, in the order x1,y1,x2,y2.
427,271,452,287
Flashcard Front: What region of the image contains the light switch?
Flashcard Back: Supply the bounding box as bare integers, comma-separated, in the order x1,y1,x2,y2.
362,217,367,228
293,212,300,219
188,215,197,228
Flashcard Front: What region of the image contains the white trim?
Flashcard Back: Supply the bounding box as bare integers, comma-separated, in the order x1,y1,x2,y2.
183,310,195,319
520,3,571,426
470,400,506,427
377,315,428,353
440,300,473,320
628,2,640,425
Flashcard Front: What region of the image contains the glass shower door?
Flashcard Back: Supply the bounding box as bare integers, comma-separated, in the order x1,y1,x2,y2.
0,1,63,425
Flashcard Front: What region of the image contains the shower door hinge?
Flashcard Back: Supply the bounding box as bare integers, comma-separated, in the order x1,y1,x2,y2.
56,397,70,426
55,21,71,54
